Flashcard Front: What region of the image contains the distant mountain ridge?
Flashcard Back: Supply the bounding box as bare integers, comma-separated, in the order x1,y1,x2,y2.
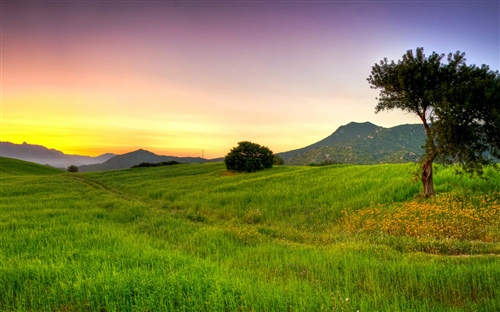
78,149,208,172
0,142,116,168
3,121,426,170
277,122,426,165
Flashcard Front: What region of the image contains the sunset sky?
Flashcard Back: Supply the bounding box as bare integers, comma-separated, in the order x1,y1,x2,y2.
2,1,499,158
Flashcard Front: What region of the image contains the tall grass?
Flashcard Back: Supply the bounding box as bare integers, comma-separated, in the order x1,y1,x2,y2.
1,157,499,311
87,163,421,225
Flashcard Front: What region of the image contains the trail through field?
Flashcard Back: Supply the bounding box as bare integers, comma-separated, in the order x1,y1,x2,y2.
67,175,141,203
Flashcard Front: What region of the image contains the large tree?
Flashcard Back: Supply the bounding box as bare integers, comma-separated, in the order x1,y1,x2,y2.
368,47,499,196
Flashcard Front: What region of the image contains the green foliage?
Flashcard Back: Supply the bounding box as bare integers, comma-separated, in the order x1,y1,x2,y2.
1,159,500,310
67,165,79,172
131,161,181,168
225,141,274,172
368,47,445,118
433,62,500,172
273,155,285,165
308,159,341,166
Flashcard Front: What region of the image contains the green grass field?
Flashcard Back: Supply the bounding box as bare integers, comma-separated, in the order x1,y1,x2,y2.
1,156,500,311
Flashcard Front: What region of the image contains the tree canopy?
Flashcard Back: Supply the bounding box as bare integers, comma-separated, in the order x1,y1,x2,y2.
368,47,499,196
225,141,274,173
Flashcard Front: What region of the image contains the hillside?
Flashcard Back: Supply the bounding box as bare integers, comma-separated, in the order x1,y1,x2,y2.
78,149,208,172
2,160,500,311
0,142,115,168
278,122,425,165
0,156,63,175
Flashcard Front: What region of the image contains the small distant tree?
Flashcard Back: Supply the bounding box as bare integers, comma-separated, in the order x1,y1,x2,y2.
225,141,274,172
67,165,79,172
273,155,285,166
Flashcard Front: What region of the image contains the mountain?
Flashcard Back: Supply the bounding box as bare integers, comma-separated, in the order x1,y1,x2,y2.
78,149,208,172
0,142,116,168
277,122,426,165
3,121,426,169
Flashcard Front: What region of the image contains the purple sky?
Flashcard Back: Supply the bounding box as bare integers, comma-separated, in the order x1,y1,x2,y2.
2,1,499,157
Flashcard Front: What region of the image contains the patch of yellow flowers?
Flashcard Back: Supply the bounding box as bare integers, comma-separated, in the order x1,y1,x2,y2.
342,192,500,242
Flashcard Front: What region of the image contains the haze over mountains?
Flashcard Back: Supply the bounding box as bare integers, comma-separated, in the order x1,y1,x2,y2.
0,142,116,168
2,122,426,171
0,142,210,171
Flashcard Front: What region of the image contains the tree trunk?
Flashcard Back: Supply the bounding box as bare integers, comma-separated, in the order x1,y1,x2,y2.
421,159,435,197
418,114,435,197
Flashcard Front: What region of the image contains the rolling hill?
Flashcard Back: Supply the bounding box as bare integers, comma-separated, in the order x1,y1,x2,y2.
78,149,208,172
0,156,64,175
0,142,115,168
2,154,500,311
277,122,426,165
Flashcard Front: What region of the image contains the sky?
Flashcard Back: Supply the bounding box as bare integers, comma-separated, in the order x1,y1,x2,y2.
2,1,499,158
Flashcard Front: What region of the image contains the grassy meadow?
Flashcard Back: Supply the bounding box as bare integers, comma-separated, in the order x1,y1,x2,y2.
1,156,500,311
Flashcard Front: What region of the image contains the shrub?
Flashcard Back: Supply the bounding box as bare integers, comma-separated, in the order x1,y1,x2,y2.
225,141,274,173
309,159,341,166
67,165,79,172
273,155,285,165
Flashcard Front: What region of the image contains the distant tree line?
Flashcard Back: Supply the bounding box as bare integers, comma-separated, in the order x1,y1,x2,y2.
308,159,342,166
131,161,181,168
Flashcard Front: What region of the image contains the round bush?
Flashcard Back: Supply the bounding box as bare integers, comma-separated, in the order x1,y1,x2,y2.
225,141,274,173
67,165,79,172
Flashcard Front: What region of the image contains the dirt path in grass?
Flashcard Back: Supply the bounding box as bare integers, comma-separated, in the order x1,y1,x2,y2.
447,253,500,258
66,175,137,202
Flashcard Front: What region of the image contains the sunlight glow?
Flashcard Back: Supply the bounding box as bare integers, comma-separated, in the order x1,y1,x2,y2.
2,1,497,158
